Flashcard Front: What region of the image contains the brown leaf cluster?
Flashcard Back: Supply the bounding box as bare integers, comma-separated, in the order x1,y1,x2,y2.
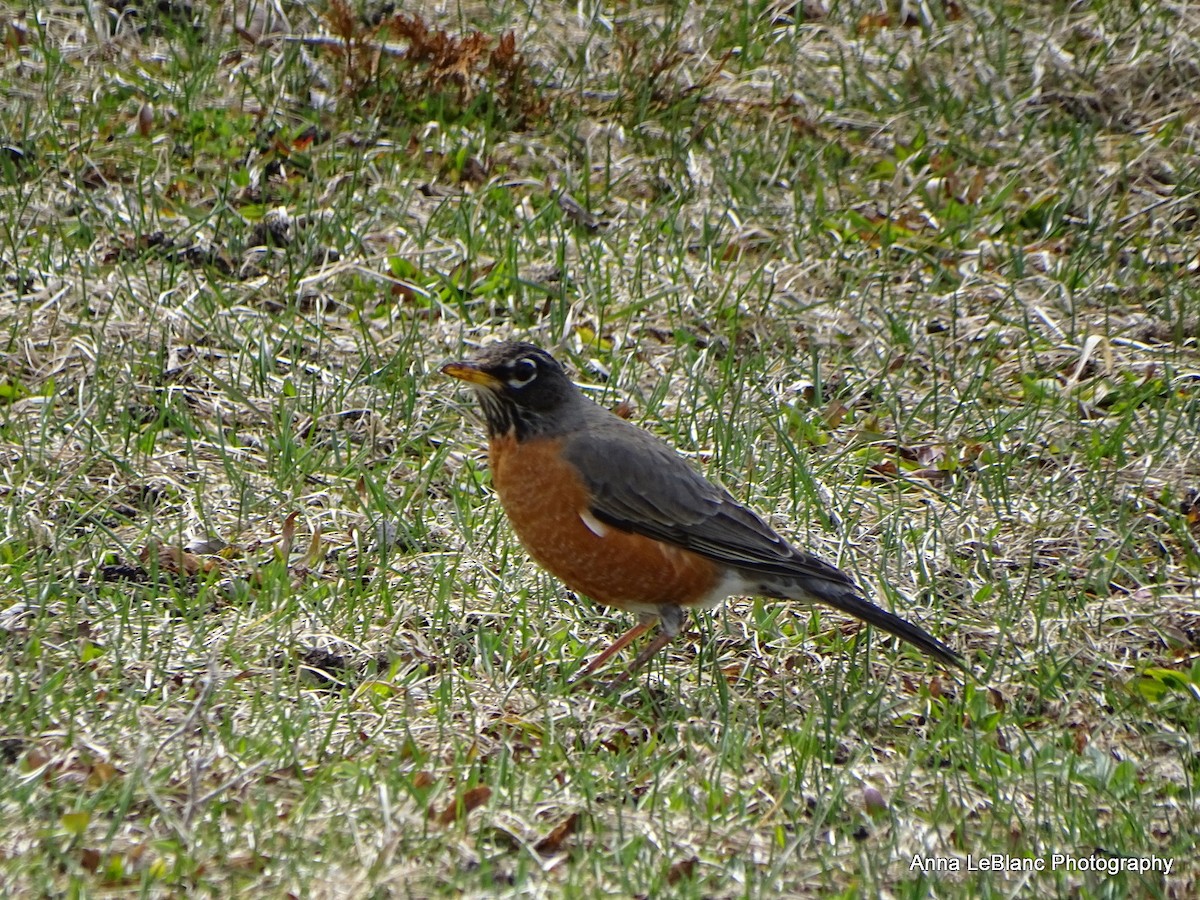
388,14,491,92
320,3,545,128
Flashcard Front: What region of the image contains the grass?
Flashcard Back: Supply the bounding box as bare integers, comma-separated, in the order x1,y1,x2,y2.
1,0,1198,896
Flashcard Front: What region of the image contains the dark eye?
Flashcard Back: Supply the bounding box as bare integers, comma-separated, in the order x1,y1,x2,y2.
507,357,538,387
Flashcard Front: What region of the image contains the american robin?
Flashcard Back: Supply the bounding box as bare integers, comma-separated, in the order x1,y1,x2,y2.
442,340,966,683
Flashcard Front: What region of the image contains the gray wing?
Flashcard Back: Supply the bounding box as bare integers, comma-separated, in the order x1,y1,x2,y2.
561,417,856,588
561,412,968,671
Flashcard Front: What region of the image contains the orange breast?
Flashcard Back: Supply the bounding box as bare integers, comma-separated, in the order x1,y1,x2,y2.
489,433,721,610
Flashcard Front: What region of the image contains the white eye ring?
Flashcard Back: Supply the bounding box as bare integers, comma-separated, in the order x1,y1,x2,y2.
507,357,538,387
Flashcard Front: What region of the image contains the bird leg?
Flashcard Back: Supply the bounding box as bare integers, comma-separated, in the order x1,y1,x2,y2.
572,605,687,689
623,629,675,678
574,619,653,683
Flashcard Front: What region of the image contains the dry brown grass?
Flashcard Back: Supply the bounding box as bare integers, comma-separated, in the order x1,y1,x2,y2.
1,0,1198,896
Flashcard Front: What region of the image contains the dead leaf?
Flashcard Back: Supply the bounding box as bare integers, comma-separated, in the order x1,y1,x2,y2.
865,460,899,481
667,856,698,884
140,542,217,576
304,524,324,567
534,812,579,855
610,401,634,420
86,761,120,788
1073,725,1090,754
863,786,887,816
136,103,153,138
907,467,951,485
432,784,492,825
823,400,847,427
929,676,943,699
24,747,51,771
280,511,299,559
916,444,947,466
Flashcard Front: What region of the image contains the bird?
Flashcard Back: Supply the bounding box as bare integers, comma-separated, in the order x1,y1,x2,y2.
441,340,966,684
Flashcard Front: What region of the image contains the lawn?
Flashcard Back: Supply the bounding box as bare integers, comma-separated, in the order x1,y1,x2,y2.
0,0,1197,896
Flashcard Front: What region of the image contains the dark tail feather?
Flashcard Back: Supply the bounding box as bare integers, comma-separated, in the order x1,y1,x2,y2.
784,579,967,672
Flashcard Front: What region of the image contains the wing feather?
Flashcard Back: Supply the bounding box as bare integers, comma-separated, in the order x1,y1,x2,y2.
561,417,854,588
560,412,966,671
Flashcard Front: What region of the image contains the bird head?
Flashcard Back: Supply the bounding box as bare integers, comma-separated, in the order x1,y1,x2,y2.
442,341,579,439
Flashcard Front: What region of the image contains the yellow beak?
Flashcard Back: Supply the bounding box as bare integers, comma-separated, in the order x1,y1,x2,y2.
441,361,503,389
